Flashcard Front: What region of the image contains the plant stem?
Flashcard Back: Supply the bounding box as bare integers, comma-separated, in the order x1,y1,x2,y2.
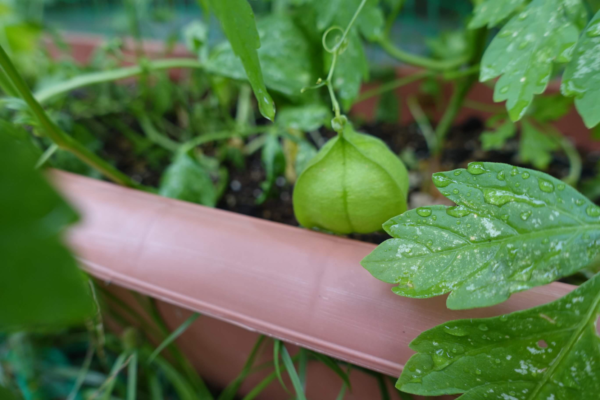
384,0,406,37
433,27,488,155
0,66,19,97
35,58,203,104
377,37,469,71
0,44,142,189
407,96,436,152
560,136,582,187
355,70,431,103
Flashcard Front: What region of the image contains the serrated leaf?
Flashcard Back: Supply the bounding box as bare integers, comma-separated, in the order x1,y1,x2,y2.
1,132,95,330
361,162,600,310
519,120,559,170
480,0,583,121
398,272,600,399
207,0,275,120
159,152,218,207
469,0,526,29
562,10,600,128
207,14,319,99
481,120,516,151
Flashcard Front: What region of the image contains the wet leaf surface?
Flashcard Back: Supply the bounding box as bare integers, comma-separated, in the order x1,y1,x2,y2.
362,162,600,310
398,272,600,399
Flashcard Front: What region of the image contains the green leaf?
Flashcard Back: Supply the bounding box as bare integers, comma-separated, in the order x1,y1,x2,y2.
519,121,559,170
294,141,318,176
277,104,331,132
273,340,289,392
481,120,516,151
148,313,200,363
376,88,400,124
159,152,218,207
562,9,600,128
527,94,573,123
206,14,318,100
207,0,276,120
469,0,527,29
281,345,307,400
398,272,600,399
257,134,285,204
480,0,584,121
0,133,94,331
361,162,600,310
328,31,369,110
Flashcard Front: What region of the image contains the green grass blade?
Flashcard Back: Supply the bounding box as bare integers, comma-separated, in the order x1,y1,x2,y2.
148,371,163,400
376,374,390,400
95,352,128,400
298,349,308,391
218,335,266,400
309,352,352,390
242,354,300,400
66,344,95,400
272,340,288,392
148,313,200,364
280,345,306,400
335,366,352,400
150,353,203,400
127,352,138,400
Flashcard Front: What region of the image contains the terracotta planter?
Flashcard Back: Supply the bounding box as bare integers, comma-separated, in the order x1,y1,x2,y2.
53,171,575,399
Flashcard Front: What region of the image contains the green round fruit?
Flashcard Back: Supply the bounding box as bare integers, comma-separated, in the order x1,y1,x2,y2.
293,124,409,234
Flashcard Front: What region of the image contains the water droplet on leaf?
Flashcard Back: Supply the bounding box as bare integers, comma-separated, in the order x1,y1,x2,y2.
467,162,486,175
521,211,532,221
538,179,554,193
417,207,432,217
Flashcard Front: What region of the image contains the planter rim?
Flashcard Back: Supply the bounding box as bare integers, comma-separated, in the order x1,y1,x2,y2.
53,170,575,377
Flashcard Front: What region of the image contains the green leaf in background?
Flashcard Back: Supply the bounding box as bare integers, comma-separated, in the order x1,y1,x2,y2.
519,121,559,170
159,152,218,207
361,162,600,310
311,0,380,109
294,141,318,177
469,0,527,29
481,120,516,151
376,88,400,124
562,10,600,128
479,0,584,121
257,134,285,204
207,0,276,120
207,15,319,100
0,132,94,331
527,94,573,123
277,104,331,132
398,272,600,399
327,31,369,110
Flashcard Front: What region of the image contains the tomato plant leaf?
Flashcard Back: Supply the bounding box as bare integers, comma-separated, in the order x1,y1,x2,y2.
519,121,559,170
159,152,218,207
469,0,527,29
207,0,276,120
481,120,516,151
479,0,584,121
361,162,600,310
562,10,600,128
207,15,319,100
398,272,600,399
0,133,94,331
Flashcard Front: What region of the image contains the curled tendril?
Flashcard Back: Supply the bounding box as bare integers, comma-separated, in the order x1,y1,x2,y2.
300,78,325,93
322,26,347,54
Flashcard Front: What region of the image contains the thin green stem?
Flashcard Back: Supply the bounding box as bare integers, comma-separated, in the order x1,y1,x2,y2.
35,58,203,104
384,0,406,36
407,96,436,152
433,27,488,155
0,44,142,188
355,70,431,103
377,37,469,71
560,136,582,187
179,125,270,153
